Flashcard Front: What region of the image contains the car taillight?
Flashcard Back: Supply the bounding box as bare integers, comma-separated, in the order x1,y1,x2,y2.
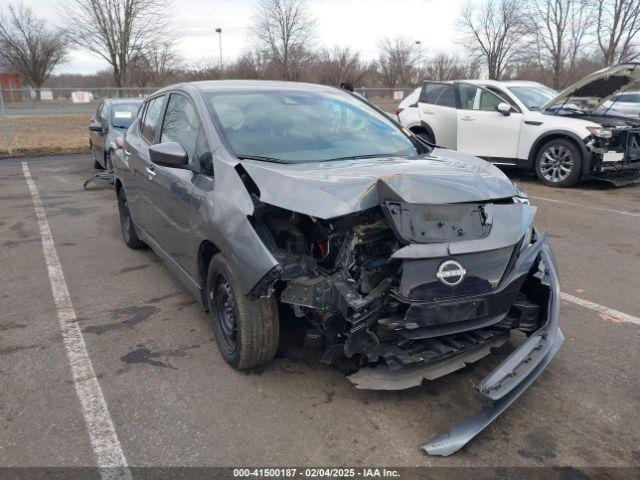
394,107,404,115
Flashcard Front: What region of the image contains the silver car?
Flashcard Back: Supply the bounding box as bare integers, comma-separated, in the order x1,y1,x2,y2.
114,80,563,456
597,91,640,117
89,98,142,170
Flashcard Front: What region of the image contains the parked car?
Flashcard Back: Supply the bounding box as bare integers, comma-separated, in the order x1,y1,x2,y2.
114,80,563,455
394,87,421,131
596,90,640,117
398,63,640,187
89,98,143,170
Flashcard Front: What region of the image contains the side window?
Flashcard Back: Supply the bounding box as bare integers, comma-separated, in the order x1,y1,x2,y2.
195,126,213,176
99,104,107,123
478,89,504,111
94,103,103,122
619,94,639,103
420,83,456,107
160,93,201,162
458,85,504,112
487,87,519,111
142,96,165,143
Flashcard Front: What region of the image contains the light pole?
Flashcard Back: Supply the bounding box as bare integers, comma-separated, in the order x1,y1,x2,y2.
215,27,222,70
415,40,422,72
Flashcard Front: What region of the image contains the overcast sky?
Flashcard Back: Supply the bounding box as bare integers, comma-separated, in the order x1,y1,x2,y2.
18,0,464,74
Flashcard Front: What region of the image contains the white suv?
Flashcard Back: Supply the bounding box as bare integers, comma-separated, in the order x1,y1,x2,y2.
398,64,640,187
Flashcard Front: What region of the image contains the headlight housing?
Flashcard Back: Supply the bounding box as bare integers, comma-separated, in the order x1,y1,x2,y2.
586,126,612,139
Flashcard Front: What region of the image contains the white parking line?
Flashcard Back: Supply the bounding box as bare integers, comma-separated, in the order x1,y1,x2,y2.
560,292,640,326
530,195,640,218
22,161,131,480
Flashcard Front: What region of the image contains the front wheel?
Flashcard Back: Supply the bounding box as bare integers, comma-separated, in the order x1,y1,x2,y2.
207,254,279,370
534,139,582,187
117,188,145,249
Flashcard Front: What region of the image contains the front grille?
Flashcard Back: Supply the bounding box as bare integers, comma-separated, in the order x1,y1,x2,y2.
398,246,515,301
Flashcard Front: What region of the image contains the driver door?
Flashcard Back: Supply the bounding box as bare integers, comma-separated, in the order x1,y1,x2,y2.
456,84,522,160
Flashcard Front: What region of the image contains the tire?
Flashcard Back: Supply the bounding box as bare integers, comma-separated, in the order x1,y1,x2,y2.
415,129,434,144
117,188,145,249
105,151,114,171
91,146,103,169
534,139,582,187
207,254,279,370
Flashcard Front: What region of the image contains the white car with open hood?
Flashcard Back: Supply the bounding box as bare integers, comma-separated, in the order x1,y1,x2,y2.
399,63,640,187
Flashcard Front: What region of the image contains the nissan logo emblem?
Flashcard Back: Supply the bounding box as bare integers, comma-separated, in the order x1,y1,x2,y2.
436,259,466,287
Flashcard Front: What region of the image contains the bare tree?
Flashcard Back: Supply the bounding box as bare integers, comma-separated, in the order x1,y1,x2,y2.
458,0,530,80
527,0,592,88
61,0,172,87
312,47,370,86
250,0,316,81
0,4,68,97
424,53,480,81
129,40,182,87
596,0,640,66
377,37,417,88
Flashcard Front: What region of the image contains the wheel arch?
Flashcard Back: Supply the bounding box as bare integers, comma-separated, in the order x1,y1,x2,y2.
197,240,222,311
528,130,591,176
410,121,436,143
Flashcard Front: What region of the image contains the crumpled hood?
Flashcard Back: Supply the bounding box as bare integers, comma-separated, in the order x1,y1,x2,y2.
541,63,640,113
241,149,519,219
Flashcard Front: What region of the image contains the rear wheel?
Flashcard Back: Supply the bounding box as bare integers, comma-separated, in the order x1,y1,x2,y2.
117,188,145,249
91,146,103,169
534,139,582,187
207,254,279,370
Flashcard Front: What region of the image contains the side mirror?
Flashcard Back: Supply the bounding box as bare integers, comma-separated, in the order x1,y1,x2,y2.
89,122,103,132
497,102,512,116
149,142,188,168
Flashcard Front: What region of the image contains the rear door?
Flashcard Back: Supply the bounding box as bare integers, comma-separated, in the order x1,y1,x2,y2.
417,82,458,149
456,84,523,160
124,94,166,231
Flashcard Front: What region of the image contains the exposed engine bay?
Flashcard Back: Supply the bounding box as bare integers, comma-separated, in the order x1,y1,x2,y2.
560,110,640,173
248,184,552,393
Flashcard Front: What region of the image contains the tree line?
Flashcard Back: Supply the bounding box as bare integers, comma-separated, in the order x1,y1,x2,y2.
1,0,640,96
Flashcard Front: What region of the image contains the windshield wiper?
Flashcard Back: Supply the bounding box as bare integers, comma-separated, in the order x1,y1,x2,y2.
236,155,292,164
322,153,408,162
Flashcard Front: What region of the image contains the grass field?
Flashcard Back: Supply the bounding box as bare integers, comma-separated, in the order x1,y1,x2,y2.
0,114,91,158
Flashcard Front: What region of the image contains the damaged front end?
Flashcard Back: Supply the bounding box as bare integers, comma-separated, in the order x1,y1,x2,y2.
584,117,640,185
248,176,562,456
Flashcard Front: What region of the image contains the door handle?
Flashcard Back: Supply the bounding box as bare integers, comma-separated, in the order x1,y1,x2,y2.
146,165,156,180
422,110,435,115
461,116,475,121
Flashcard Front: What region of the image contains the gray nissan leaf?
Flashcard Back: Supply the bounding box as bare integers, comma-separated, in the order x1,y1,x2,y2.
113,80,563,456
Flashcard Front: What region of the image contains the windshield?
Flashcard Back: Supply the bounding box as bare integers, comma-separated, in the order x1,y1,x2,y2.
507,86,557,111
111,103,140,129
206,90,417,163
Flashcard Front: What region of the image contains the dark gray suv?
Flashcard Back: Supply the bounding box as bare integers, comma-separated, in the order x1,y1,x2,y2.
113,80,563,455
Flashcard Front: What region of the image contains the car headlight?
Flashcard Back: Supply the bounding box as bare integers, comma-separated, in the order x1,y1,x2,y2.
586,126,612,139
520,225,534,252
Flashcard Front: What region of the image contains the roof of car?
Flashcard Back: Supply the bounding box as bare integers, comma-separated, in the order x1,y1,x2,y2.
459,79,546,88
103,98,144,105
190,80,342,93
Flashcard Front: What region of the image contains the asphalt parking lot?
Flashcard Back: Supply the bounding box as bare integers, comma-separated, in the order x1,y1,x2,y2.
1,154,640,471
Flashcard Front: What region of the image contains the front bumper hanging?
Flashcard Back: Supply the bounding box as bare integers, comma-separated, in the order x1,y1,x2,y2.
421,243,563,456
